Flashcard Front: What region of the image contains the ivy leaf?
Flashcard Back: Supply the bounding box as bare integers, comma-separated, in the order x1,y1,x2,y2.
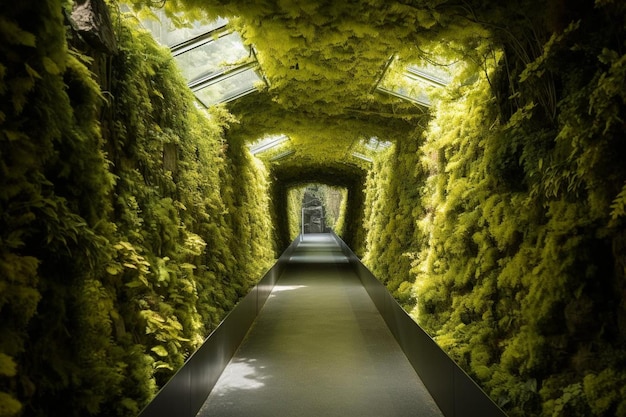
150,346,168,357
610,182,626,220
42,57,60,75
24,63,41,80
154,361,174,371
0,17,36,47
0,353,17,377
0,392,21,415
106,264,123,275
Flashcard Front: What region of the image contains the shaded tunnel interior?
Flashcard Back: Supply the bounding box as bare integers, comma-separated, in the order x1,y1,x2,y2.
270,162,367,252
2,2,626,417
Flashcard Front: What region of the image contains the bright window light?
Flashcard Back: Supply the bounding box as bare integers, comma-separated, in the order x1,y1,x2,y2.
136,9,266,106
363,136,392,151
248,134,289,155
351,152,373,163
192,65,264,106
375,57,453,107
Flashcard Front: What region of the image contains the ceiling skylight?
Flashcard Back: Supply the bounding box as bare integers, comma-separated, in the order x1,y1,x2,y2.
376,57,453,107
172,31,250,83
351,152,373,163
363,136,392,151
248,134,289,155
136,8,266,107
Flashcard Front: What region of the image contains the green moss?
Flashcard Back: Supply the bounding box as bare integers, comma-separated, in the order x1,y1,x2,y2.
3,1,626,416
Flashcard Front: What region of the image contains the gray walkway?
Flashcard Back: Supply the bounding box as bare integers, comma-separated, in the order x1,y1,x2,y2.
197,234,443,417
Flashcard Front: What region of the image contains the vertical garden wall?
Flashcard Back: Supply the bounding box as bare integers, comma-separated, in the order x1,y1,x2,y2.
362,135,427,311
0,1,275,416
404,2,626,416
355,1,626,416
3,0,626,416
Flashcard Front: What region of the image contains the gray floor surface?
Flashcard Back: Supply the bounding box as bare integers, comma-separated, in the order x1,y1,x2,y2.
197,234,443,417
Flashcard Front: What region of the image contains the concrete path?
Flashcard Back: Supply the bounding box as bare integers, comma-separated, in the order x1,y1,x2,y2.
197,234,443,417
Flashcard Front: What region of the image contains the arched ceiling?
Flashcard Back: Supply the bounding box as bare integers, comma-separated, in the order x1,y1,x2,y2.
130,0,491,182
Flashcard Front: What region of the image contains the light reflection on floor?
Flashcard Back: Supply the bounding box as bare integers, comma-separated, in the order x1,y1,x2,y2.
289,233,349,264
208,359,266,396
196,232,444,417
271,285,307,292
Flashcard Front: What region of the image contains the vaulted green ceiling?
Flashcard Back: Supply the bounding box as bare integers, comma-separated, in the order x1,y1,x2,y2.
129,0,503,179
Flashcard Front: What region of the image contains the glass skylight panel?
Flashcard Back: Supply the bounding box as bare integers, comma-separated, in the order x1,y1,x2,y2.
140,8,228,48
173,32,250,83
249,134,289,155
376,57,453,107
406,65,452,87
135,7,267,106
193,66,263,106
377,72,435,107
167,18,229,48
351,152,373,163
363,136,392,151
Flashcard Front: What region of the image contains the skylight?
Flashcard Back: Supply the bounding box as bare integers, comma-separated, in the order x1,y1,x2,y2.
363,136,392,151
136,8,266,107
172,31,250,83
248,134,289,155
375,56,453,107
351,152,373,163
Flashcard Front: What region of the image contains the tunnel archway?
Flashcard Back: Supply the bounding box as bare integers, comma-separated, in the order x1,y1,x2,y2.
270,160,367,252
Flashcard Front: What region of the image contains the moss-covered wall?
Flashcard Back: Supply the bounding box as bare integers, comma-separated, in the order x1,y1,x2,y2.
406,3,626,416
0,2,274,416
362,134,427,310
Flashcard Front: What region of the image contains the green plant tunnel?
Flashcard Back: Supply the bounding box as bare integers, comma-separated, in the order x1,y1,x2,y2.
1,1,626,417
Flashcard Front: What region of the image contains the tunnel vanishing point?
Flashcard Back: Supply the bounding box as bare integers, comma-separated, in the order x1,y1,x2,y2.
1,1,626,416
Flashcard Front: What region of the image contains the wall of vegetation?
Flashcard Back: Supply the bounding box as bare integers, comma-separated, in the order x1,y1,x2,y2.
404,2,626,417
3,0,626,416
0,1,274,416
362,136,426,311
346,1,626,416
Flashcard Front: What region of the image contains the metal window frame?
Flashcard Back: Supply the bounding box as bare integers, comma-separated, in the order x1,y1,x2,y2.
376,85,432,107
249,134,290,155
191,62,265,107
269,149,296,162
169,22,231,56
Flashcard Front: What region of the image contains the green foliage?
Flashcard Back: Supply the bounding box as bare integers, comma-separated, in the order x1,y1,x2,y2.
583,367,626,416
362,135,426,310
106,10,276,398
3,1,626,416
1,2,275,416
408,2,626,416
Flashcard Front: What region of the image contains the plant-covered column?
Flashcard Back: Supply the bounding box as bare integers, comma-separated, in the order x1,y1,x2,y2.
362,132,426,310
